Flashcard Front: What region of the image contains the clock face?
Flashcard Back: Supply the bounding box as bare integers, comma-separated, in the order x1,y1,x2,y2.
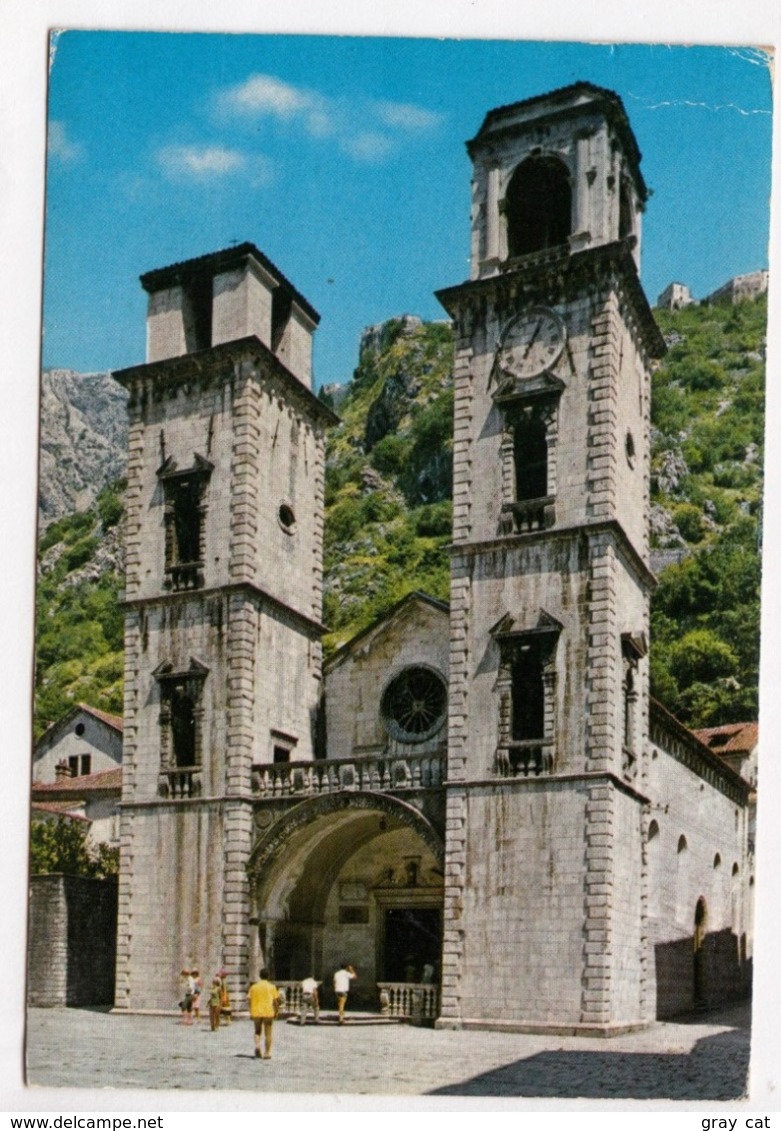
497,307,567,379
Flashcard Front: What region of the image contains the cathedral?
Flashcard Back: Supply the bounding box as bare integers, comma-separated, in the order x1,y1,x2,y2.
111,83,753,1033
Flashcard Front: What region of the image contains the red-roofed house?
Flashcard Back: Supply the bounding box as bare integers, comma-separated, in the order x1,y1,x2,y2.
30,766,123,846
33,703,123,785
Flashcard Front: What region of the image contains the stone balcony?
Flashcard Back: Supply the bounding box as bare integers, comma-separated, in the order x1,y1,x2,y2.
251,750,445,798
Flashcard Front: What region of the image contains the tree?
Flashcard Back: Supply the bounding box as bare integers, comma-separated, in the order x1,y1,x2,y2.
30,818,119,878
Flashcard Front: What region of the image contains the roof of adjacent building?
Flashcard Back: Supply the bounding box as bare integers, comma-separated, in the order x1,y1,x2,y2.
35,702,123,751
31,801,90,823
692,722,758,757
31,767,123,797
138,241,320,325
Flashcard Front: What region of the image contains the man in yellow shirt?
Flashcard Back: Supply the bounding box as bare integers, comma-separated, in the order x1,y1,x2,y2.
247,968,281,1059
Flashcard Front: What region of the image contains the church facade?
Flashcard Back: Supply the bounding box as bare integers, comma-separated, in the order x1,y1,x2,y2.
111,84,753,1032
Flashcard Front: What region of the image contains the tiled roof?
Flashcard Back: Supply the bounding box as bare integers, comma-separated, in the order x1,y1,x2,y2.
32,767,123,796
31,802,90,823
692,722,758,756
77,703,123,731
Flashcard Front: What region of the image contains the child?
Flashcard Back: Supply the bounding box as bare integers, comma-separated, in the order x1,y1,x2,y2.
179,969,194,1026
217,969,232,1025
208,978,222,1031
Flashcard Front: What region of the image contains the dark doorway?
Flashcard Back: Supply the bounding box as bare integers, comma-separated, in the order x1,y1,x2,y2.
383,908,441,983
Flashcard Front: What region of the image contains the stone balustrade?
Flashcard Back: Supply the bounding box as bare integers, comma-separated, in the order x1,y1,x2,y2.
377,982,439,1020
251,751,445,798
494,740,553,777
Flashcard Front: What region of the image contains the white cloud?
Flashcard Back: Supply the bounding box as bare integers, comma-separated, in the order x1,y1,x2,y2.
215,72,443,162
373,100,443,130
47,120,82,163
156,144,247,180
340,132,395,162
217,73,332,137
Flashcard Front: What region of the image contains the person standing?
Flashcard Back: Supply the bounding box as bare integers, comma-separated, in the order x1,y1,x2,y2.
217,969,232,1025
190,968,203,1023
247,968,281,1059
299,976,321,1025
208,978,222,1032
333,961,357,1025
179,969,194,1025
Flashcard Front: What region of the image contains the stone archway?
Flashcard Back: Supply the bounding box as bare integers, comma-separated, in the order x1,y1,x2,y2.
247,791,444,1009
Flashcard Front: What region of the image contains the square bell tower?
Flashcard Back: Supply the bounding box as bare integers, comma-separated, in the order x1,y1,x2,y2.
112,243,337,1012
436,85,666,1032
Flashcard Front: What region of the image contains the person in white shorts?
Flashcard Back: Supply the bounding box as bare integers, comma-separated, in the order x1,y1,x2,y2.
333,961,357,1024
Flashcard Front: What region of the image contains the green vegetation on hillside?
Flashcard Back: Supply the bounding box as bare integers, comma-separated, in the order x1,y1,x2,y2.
649,297,765,724
322,319,454,651
34,480,125,737
33,296,765,734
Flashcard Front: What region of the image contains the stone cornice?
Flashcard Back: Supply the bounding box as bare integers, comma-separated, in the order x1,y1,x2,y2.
649,698,751,806
449,518,657,591
436,241,666,361
467,83,647,202
113,336,339,428
121,580,326,637
444,770,649,805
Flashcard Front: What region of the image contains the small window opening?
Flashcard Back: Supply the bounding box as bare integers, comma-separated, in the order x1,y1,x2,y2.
511,644,545,742
278,504,296,533
67,754,91,777
173,479,203,566
271,287,293,353
273,745,291,764
75,723,85,737
171,686,197,768
619,179,634,242
68,755,79,778
506,156,572,259
513,413,548,501
183,273,213,352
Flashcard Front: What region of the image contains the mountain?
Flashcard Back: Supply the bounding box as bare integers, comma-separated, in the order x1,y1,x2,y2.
38,369,128,529
33,296,765,734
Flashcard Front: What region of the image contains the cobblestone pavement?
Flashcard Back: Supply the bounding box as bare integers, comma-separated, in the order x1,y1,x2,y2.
25,1003,750,1100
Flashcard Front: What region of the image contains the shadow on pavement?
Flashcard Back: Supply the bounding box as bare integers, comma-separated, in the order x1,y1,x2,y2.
428,1027,750,1100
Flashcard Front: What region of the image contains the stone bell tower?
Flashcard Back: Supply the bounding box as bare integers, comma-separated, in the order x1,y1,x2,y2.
112,243,336,1011
436,84,666,1031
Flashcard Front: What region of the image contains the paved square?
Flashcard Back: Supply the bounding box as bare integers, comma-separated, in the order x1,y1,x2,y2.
26,1003,750,1099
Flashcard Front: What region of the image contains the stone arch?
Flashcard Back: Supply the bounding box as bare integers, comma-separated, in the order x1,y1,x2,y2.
246,792,445,994
505,154,572,258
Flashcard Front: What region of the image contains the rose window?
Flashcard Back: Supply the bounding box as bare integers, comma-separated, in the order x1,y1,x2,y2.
381,666,447,744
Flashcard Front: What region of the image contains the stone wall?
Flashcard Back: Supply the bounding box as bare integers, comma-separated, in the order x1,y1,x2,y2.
646,726,751,1018
28,875,117,1007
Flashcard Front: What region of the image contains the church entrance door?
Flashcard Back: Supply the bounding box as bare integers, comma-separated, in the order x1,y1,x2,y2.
382,907,441,983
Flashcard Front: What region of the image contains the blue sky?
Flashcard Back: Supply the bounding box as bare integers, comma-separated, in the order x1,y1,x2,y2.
43,33,773,387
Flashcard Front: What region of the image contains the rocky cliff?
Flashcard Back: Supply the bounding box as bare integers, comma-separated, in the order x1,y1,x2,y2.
38,369,128,529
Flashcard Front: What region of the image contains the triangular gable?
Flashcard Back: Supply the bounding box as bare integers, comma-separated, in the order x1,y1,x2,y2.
325,591,449,674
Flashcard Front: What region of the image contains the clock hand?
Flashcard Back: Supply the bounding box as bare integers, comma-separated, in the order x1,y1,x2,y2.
522,319,542,358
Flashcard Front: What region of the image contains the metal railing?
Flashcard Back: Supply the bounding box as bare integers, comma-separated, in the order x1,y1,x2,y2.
251,751,445,798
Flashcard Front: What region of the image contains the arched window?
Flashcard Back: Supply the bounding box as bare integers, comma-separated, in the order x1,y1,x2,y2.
619,178,635,242
505,156,572,258
675,835,688,924
647,820,661,917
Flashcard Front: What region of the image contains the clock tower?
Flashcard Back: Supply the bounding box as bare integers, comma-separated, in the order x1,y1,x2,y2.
436,84,665,1031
